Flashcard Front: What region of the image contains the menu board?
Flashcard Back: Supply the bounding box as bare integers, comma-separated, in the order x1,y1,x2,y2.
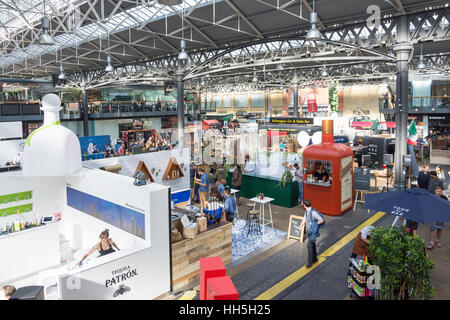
287,215,305,242
341,155,353,211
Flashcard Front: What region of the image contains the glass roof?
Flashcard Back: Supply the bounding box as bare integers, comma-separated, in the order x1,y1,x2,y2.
0,0,214,68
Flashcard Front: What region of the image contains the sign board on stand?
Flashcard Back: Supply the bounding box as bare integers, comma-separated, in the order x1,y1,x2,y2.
287,215,305,242
354,167,371,191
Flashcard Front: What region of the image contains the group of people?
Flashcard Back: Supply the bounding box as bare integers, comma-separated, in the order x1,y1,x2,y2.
115,135,175,156
416,164,448,250
131,135,173,152
190,155,262,224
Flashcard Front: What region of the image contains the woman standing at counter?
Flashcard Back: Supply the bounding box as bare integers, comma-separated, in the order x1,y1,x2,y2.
312,162,329,182
76,229,120,266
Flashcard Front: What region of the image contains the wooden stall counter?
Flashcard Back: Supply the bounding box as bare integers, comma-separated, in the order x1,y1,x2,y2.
171,219,232,292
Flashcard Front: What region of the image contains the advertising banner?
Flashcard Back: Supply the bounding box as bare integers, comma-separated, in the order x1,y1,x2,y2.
306,94,318,113
269,117,313,125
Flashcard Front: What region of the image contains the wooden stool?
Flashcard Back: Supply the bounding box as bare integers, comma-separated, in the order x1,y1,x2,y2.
247,210,261,236
353,190,370,213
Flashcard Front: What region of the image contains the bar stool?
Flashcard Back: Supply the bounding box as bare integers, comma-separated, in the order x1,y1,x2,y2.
247,209,261,236
245,203,255,226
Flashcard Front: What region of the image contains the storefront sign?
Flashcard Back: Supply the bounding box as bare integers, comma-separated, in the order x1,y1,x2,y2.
306,94,318,113
269,117,313,125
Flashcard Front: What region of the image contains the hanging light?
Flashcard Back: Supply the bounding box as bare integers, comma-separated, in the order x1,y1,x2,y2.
417,44,426,70
38,16,55,45
321,65,328,77
252,72,258,83
58,63,65,79
178,40,188,61
276,64,284,71
105,55,114,72
201,80,205,86
306,0,322,41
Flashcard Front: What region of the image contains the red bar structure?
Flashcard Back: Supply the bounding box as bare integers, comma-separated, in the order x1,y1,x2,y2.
303,119,354,216
199,256,226,300
206,276,239,300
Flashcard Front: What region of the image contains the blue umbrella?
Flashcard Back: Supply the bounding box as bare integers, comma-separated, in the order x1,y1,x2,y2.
363,188,450,224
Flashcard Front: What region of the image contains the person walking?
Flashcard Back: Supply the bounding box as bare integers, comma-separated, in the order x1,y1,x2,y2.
301,199,325,268
427,186,448,250
196,167,210,213
417,165,430,189
428,171,444,194
231,164,242,205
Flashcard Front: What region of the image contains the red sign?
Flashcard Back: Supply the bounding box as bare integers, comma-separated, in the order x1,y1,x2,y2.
306,94,318,113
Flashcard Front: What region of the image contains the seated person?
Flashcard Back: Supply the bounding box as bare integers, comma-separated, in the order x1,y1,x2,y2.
312,162,329,182
76,229,120,266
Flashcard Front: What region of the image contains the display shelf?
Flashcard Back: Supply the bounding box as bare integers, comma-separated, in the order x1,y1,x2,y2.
303,181,332,187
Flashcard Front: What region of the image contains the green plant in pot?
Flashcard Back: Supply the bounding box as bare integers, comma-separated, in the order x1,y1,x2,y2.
276,168,293,188
369,226,434,300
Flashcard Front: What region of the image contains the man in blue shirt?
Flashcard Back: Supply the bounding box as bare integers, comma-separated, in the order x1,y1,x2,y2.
195,167,209,212
223,187,237,223
217,178,226,197
300,199,325,268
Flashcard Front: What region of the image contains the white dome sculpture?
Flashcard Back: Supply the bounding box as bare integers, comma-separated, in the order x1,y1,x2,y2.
22,93,82,176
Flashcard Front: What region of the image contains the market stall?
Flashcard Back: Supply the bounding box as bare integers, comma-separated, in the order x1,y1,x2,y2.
303,120,354,216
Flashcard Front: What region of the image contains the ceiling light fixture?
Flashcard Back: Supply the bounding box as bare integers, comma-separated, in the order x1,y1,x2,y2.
105,33,114,72
105,55,114,72
38,2,55,45
252,72,258,83
178,2,188,62
417,44,426,70
58,63,65,79
321,65,328,77
306,0,322,41
276,64,284,71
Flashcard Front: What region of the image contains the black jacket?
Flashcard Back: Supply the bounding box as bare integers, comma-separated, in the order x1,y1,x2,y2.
417,171,430,189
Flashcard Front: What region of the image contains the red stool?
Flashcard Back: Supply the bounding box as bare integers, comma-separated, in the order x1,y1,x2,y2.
199,256,226,300
206,276,238,300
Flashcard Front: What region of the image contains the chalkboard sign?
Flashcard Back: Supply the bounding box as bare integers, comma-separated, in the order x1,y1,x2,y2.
354,167,371,191
288,215,305,242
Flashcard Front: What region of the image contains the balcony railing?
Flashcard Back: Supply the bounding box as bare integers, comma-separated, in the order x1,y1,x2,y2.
379,96,450,113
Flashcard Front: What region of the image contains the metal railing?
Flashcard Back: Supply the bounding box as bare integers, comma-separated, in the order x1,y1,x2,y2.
379,96,450,111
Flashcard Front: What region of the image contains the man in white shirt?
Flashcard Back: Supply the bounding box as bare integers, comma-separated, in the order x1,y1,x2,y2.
291,163,303,204
243,155,255,174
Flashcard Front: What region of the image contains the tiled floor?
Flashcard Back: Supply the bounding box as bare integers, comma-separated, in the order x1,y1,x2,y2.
232,218,287,262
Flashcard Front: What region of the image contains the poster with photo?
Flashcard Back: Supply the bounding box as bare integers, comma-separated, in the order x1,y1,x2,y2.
67,187,145,239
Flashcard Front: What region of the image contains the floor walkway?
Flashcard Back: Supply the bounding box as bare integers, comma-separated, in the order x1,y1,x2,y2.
171,195,450,300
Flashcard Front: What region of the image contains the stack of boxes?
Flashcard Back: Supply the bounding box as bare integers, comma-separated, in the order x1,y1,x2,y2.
200,256,238,300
